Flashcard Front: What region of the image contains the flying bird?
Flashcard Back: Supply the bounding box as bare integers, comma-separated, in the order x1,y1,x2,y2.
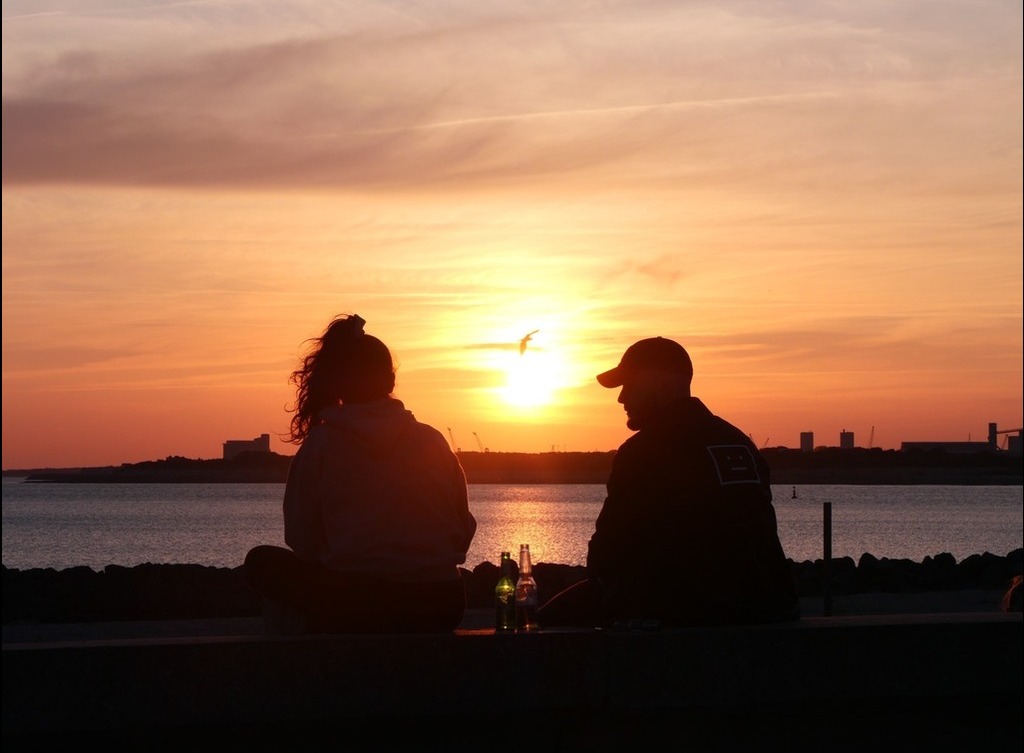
519,329,539,356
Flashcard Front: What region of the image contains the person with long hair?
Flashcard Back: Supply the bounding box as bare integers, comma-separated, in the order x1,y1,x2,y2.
244,313,476,633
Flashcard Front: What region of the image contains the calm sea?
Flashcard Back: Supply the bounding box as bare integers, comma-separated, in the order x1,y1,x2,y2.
1,478,1020,571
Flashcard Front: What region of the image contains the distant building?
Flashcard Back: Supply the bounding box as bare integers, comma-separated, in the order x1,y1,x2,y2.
899,441,993,454
223,433,271,461
989,423,1023,455
900,422,1022,455
840,430,855,450
800,432,814,453
1007,435,1023,455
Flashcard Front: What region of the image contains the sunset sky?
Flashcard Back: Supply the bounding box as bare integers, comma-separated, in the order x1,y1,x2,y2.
3,0,1022,470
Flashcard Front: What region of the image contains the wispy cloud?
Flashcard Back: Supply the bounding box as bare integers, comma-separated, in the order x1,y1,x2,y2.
6,1,1016,191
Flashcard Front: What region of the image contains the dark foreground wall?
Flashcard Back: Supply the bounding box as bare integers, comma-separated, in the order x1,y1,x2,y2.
3,549,1021,624
3,613,1021,751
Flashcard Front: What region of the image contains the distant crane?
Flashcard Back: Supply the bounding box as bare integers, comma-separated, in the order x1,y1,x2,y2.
473,432,485,452
993,426,1023,450
868,426,875,449
989,423,1023,450
446,428,457,452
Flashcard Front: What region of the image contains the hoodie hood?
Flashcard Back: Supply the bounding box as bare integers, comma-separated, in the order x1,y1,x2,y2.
318,397,416,453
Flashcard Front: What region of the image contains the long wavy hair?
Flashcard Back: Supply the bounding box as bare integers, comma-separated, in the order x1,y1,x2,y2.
286,314,396,443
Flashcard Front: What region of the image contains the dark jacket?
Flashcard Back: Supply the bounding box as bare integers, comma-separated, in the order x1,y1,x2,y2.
587,396,799,625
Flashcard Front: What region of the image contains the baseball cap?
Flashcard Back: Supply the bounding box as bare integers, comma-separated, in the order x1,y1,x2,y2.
596,337,693,388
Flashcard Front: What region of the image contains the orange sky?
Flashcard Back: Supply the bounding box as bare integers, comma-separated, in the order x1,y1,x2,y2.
2,1,1022,469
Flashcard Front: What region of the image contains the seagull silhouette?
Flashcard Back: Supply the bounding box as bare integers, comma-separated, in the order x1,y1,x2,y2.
519,329,539,356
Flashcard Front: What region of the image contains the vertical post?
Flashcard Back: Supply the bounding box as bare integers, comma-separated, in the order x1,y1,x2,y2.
823,501,833,616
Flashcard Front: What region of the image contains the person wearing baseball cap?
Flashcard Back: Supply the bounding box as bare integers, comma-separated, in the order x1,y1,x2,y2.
537,336,800,628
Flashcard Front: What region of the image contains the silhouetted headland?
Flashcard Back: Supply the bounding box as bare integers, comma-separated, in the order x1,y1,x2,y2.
7,447,1022,484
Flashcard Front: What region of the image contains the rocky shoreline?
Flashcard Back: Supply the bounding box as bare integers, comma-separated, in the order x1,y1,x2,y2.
3,549,1020,625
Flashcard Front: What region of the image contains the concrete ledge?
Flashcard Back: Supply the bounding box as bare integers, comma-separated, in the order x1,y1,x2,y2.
3,612,1021,750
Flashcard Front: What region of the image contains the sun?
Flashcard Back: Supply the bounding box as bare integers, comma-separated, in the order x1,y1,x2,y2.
496,343,565,411
500,357,555,408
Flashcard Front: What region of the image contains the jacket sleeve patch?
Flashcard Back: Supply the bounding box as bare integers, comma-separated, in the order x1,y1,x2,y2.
706,445,762,485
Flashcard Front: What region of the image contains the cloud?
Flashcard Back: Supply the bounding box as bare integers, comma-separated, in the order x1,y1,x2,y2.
5,1,1016,192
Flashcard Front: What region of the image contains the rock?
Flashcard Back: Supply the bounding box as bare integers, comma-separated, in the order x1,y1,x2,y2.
2,549,1020,624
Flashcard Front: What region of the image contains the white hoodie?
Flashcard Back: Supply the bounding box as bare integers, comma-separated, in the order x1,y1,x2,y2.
283,397,476,582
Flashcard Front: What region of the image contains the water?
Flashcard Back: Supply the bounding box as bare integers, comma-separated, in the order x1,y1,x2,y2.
1,477,1020,571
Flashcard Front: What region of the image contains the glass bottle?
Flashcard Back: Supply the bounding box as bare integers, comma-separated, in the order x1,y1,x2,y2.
515,543,539,631
494,551,516,631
